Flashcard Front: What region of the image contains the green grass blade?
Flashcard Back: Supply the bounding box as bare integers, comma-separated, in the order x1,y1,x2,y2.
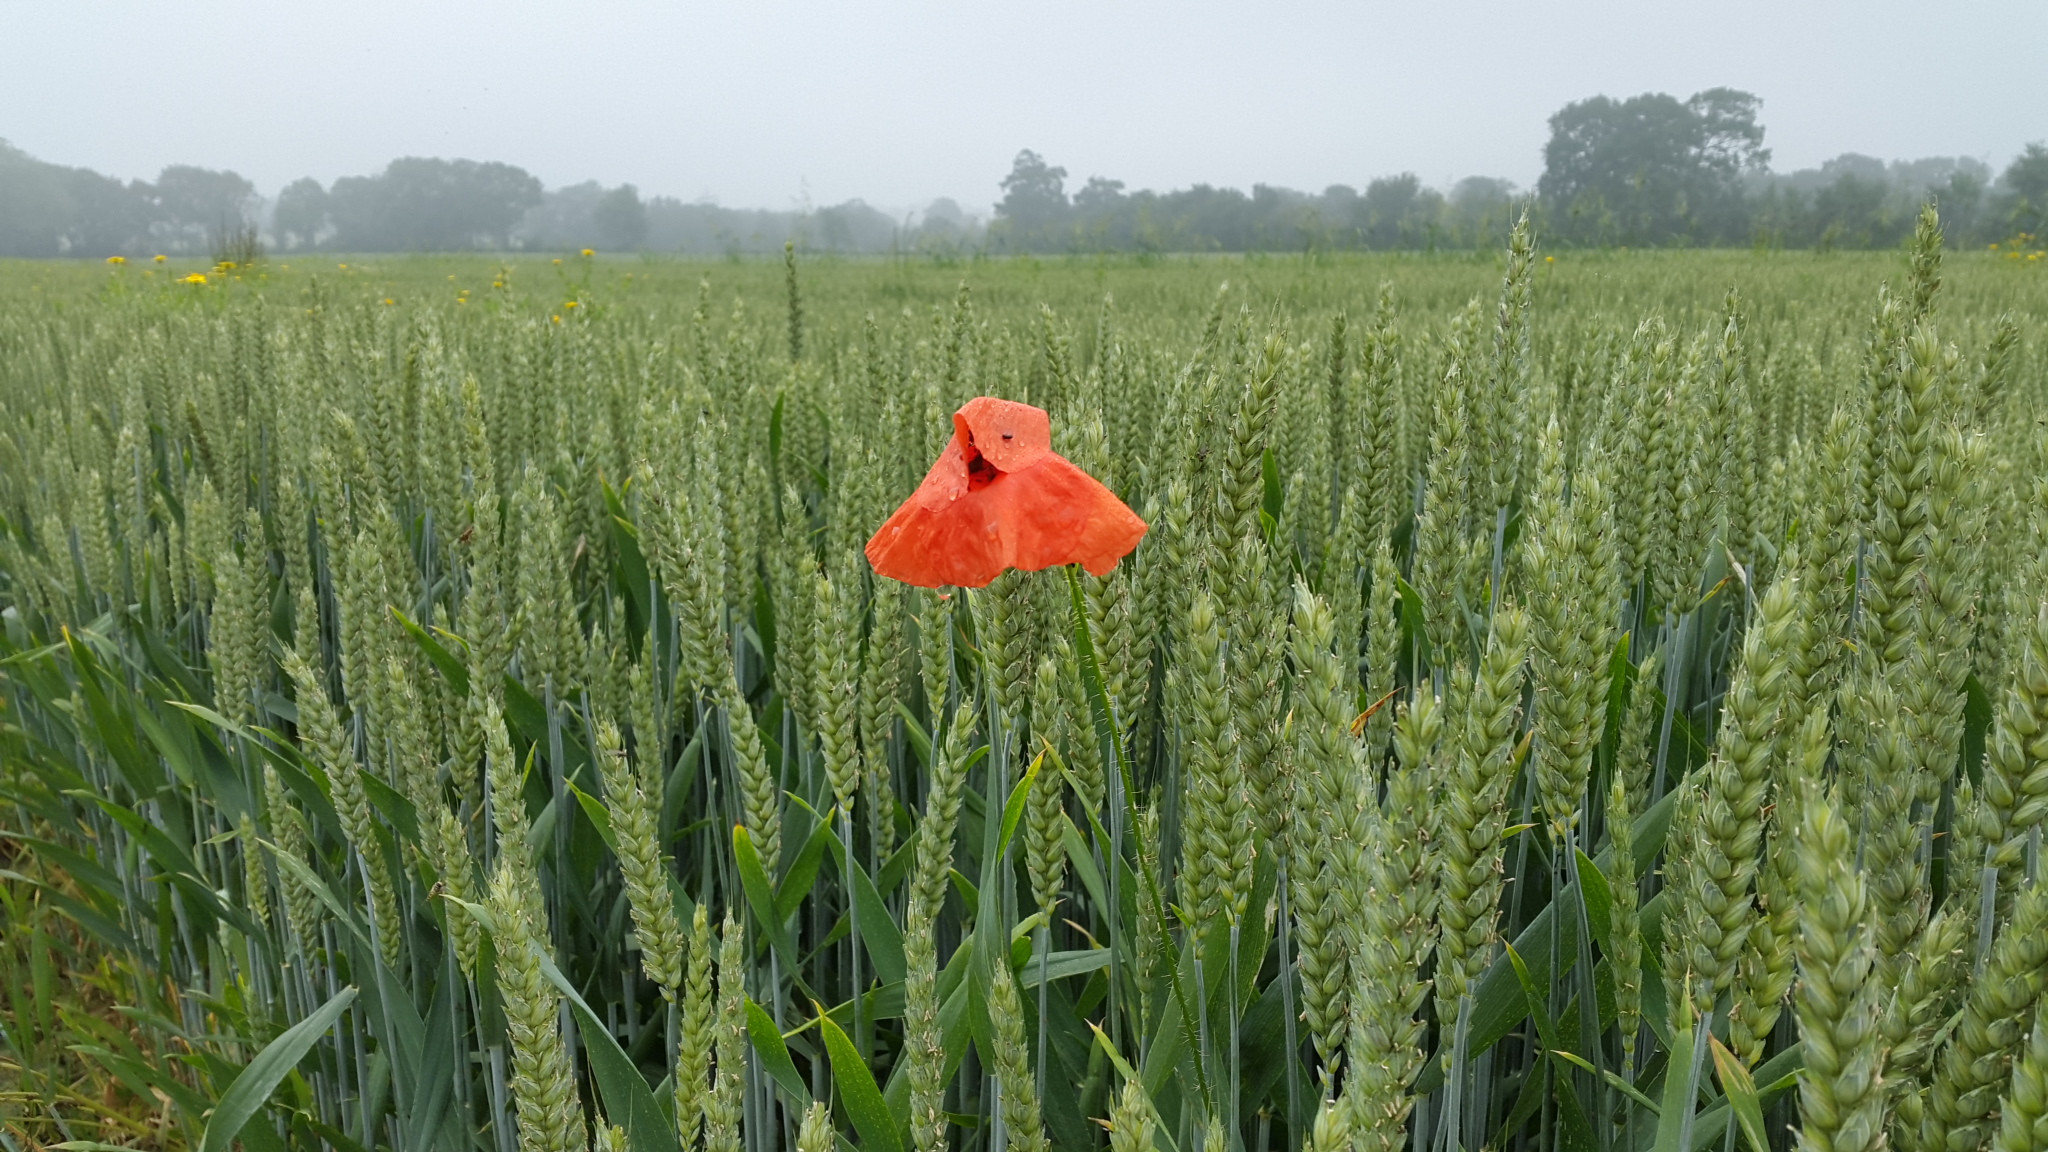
819,1007,907,1152
198,986,357,1152
1707,1036,1769,1152
747,997,815,1110
735,823,803,977
543,956,680,1152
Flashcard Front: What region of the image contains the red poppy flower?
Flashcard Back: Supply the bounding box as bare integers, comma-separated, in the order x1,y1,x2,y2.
865,396,1148,588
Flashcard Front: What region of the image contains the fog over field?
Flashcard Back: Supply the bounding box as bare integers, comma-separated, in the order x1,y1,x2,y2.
3,0,2043,213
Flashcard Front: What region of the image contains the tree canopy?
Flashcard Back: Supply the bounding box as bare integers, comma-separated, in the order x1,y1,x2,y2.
1538,88,1768,245
272,177,329,250
593,184,648,250
0,141,235,258
996,150,1071,249
2003,142,2048,238
325,158,544,251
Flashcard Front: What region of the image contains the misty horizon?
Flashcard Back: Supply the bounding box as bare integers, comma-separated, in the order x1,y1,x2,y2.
5,0,2043,216
2,134,2033,227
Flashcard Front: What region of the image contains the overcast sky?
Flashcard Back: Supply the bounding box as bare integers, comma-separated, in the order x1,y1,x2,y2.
5,0,2043,215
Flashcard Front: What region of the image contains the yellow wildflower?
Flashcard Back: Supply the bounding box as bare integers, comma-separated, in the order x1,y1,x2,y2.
181,273,207,285
580,248,594,257
106,255,126,265
152,254,166,263
564,300,579,309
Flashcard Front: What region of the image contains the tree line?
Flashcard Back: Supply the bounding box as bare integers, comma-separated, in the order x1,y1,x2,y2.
0,146,973,260
3,87,2044,258
0,141,262,259
991,90,2048,253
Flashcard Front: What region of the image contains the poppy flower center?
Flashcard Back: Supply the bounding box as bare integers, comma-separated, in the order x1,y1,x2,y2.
962,433,1004,491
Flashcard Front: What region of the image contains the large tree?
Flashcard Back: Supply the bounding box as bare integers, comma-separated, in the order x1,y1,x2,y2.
328,157,542,251
150,165,257,240
272,177,329,250
1998,142,2048,238
1538,88,1768,246
1361,173,1440,249
1809,169,1891,249
593,183,648,250
994,149,1070,250
0,139,151,257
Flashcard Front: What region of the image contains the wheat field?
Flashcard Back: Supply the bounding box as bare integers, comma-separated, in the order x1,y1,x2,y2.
3,219,2047,1152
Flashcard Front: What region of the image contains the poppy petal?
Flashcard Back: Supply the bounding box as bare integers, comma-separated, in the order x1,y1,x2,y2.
866,397,1148,589
866,488,1005,588
995,456,1147,576
955,396,1052,472
907,438,971,512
